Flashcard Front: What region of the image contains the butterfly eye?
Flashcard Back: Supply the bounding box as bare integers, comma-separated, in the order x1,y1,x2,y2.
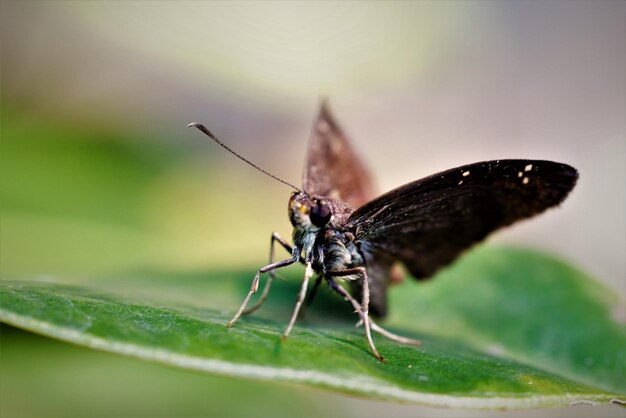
310,201,332,227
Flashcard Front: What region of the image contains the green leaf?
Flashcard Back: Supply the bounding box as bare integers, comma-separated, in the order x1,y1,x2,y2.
1,247,624,409
388,247,626,395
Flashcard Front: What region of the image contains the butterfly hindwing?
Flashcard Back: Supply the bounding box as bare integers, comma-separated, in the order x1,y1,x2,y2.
302,103,395,316
302,103,375,209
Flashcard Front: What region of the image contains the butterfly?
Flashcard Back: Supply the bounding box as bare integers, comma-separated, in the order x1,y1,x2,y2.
188,102,578,362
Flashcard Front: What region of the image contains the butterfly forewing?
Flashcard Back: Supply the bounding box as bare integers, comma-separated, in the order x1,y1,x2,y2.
349,160,578,280
302,103,403,316
302,102,375,209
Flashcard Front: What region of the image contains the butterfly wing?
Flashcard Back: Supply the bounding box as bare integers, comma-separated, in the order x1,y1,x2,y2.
349,160,578,280
303,103,399,316
302,102,375,208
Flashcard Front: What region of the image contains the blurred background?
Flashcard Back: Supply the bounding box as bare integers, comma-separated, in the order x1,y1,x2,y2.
1,1,624,417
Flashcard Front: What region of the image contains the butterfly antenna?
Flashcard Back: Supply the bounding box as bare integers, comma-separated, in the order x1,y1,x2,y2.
187,122,301,192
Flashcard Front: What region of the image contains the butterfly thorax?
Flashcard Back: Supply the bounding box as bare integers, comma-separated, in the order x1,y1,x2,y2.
314,229,364,280
288,192,362,277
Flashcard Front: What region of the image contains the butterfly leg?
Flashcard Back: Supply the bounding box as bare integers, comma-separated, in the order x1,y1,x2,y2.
243,232,297,315
342,291,421,347
281,261,313,340
227,253,298,328
327,276,421,360
304,274,323,310
327,268,383,362
368,321,421,347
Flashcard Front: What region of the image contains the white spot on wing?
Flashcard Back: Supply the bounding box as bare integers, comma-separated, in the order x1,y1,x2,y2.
523,177,530,184
462,170,470,177
458,180,463,185
525,164,533,172
518,172,523,178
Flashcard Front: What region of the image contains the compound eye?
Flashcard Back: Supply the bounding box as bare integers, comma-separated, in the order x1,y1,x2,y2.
310,201,332,227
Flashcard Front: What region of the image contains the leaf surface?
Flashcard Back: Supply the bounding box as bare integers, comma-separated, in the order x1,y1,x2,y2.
1,247,624,409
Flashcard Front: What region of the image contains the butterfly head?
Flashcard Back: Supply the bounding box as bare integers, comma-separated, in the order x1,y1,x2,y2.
288,192,332,230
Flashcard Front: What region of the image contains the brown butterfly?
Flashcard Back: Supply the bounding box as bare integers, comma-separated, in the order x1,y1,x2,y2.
189,103,578,361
